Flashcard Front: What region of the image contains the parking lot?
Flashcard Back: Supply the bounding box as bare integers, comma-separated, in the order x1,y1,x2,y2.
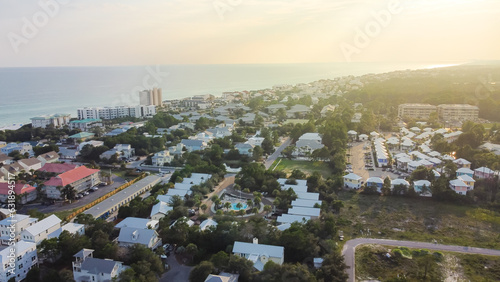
349,141,409,181
17,174,127,215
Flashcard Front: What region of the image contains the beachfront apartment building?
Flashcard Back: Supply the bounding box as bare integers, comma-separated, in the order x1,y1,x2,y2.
397,103,479,121
30,114,71,129
437,104,479,121
0,240,38,282
139,88,163,107
77,105,156,120
398,104,437,119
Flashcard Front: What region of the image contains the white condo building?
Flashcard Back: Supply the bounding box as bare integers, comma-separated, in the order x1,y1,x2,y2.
30,114,71,129
77,105,156,120
0,240,38,282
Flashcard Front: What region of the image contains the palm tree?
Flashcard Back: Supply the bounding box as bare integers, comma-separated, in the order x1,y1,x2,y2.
246,199,253,209
252,207,259,214
224,202,231,211
236,202,243,210
253,196,261,208
61,185,76,202
263,205,272,214
36,184,45,201
200,204,208,213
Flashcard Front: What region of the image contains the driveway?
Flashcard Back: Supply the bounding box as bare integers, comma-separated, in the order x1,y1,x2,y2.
349,142,369,180
342,238,500,282
160,254,192,282
265,137,291,169
18,175,127,214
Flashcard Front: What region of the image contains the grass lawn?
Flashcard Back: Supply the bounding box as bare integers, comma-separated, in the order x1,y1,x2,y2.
112,169,138,180
337,191,500,249
51,208,79,221
356,244,500,281
272,158,332,178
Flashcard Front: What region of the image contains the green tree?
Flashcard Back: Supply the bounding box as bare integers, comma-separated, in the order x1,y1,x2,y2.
316,252,349,282
26,267,41,282
189,261,214,282
210,251,229,272
61,184,76,201
381,177,392,196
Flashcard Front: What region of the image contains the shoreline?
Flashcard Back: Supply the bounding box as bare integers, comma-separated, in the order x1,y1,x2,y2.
0,62,470,131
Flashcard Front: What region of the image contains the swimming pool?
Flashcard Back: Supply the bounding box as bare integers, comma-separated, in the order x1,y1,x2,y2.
231,203,248,211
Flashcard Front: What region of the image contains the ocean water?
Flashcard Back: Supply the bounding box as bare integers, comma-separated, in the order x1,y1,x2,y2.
0,62,447,127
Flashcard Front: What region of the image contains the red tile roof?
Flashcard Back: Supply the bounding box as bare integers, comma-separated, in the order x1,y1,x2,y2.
44,166,100,187
0,183,36,195
39,163,78,174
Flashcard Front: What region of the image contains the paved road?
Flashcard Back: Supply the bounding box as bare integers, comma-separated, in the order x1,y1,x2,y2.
264,137,291,169
200,175,235,216
18,175,127,214
160,254,192,282
342,238,500,282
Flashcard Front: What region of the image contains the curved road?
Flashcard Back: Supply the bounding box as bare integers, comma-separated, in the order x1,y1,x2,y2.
265,137,291,169
342,238,500,282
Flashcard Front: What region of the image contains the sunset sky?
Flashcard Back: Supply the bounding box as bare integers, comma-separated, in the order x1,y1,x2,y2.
1,0,498,67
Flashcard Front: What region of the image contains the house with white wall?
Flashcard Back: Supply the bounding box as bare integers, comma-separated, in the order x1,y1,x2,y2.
0,214,38,245
0,240,38,282
232,238,284,271
294,133,324,156
72,248,126,282
117,227,161,250
343,173,362,189
20,214,61,245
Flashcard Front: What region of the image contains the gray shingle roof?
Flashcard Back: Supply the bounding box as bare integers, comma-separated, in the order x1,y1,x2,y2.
233,241,284,259
118,227,158,246
81,257,119,275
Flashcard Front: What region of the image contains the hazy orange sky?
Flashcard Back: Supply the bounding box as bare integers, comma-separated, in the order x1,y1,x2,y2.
0,0,498,67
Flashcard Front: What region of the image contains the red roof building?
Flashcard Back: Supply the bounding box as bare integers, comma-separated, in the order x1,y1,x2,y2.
38,163,78,174
44,166,100,199
0,183,37,204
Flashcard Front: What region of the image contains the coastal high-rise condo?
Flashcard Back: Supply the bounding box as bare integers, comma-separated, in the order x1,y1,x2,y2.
139,88,162,106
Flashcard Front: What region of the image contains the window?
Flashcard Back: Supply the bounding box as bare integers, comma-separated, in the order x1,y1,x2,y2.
19,263,23,269
32,256,36,261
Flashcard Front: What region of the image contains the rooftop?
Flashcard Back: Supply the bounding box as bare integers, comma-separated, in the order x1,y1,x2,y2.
24,214,61,237
233,241,284,259
44,165,99,187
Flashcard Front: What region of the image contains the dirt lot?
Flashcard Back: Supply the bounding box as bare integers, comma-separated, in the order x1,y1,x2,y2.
337,191,500,249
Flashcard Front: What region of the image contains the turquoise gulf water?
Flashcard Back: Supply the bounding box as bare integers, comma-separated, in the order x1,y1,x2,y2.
0,62,449,127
